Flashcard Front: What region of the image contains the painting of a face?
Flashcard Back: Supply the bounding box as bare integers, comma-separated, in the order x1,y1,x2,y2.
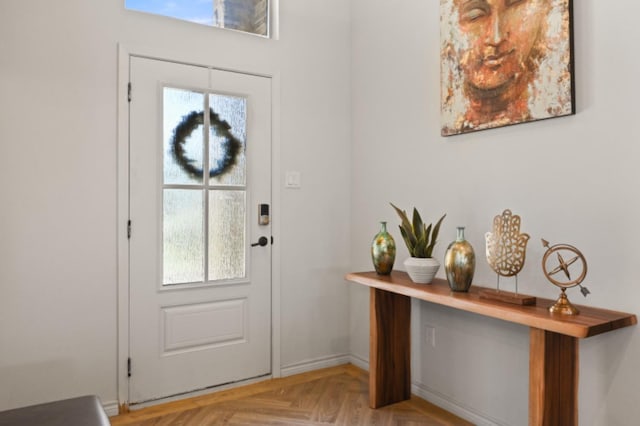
459,0,547,92
441,0,574,136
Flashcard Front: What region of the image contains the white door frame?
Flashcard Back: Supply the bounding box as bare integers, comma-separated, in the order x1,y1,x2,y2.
116,43,282,408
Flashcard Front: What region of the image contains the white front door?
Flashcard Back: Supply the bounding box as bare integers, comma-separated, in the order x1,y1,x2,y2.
128,56,272,404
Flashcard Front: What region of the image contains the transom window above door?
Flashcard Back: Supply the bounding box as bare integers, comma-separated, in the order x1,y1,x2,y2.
126,0,270,37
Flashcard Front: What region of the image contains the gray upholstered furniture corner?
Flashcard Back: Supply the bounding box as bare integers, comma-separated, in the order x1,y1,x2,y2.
0,395,110,426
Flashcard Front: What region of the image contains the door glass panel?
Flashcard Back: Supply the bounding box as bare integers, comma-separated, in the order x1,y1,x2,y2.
163,189,204,285
208,190,246,281
164,88,205,185
209,93,247,186
162,87,248,286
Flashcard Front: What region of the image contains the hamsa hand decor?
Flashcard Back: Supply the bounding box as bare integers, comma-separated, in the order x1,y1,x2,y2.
485,209,530,278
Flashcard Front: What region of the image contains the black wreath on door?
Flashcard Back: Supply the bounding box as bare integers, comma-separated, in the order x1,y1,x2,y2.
171,109,243,179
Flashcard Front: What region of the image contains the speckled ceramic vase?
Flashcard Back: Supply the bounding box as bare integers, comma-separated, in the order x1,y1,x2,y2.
371,221,396,275
444,226,475,292
404,257,440,284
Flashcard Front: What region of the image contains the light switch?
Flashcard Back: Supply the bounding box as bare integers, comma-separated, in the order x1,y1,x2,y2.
285,171,301,189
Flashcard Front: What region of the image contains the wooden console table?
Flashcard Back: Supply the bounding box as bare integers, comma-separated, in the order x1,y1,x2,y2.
346,271,636,426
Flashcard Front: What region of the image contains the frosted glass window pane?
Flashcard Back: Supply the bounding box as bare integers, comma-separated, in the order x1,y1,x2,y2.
163,189,204,285
164,88,205,185
209,94,247,186
208,191,246,281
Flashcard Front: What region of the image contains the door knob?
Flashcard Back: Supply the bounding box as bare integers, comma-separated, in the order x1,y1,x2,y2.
251,236,269,247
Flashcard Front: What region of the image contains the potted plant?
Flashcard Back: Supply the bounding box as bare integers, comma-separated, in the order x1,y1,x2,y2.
390,203,446,284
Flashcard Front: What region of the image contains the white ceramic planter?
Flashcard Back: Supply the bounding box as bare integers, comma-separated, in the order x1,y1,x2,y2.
404,257,440,284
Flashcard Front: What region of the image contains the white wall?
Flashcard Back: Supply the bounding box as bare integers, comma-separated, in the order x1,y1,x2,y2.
4,0,637,423
350,1,640,425
0,0,351,412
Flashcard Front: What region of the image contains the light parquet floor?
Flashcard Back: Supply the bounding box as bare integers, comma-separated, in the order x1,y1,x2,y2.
110,364,473,426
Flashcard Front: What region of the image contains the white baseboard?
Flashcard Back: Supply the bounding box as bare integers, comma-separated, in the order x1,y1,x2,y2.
348,353,369,371
340,356,500,426
102,400,120,417
411,382,505,426
280,354,351,377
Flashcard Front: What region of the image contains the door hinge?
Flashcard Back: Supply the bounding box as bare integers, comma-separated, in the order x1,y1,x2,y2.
127,82,132,102
127,357,132,377
127,220,132,239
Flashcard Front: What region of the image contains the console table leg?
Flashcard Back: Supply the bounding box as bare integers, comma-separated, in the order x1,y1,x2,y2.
369,288,411,408
529,328,578,426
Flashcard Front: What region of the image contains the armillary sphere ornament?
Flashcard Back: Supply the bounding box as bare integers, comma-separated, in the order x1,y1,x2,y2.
541,239,590,315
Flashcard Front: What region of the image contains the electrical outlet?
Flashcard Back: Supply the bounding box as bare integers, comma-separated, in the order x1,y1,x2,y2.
425,325,436,348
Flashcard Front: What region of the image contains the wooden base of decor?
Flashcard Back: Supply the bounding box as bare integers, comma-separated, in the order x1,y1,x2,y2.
478,288,536,306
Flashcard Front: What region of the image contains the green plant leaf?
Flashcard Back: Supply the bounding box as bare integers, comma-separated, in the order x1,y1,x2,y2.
390,203,412,234
432,214,446,241
412,208,424,242
391,203,446,259
391,203,417,253
403,222,417,248
414,232,426,257
425,214,446,257
390,203,406,221
398,225,415,256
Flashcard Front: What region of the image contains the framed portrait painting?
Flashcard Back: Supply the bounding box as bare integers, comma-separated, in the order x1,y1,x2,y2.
440,0,575,136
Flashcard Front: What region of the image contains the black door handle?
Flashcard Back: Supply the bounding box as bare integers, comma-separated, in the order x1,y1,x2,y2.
251,236,269,247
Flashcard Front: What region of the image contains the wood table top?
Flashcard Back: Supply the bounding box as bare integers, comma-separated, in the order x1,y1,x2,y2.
346,271,637,338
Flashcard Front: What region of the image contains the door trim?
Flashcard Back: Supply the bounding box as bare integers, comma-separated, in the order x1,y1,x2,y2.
116,43,282,408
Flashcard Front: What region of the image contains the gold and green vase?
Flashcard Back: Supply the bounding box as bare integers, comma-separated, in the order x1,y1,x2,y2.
371,221,396,275
444,226,475,292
